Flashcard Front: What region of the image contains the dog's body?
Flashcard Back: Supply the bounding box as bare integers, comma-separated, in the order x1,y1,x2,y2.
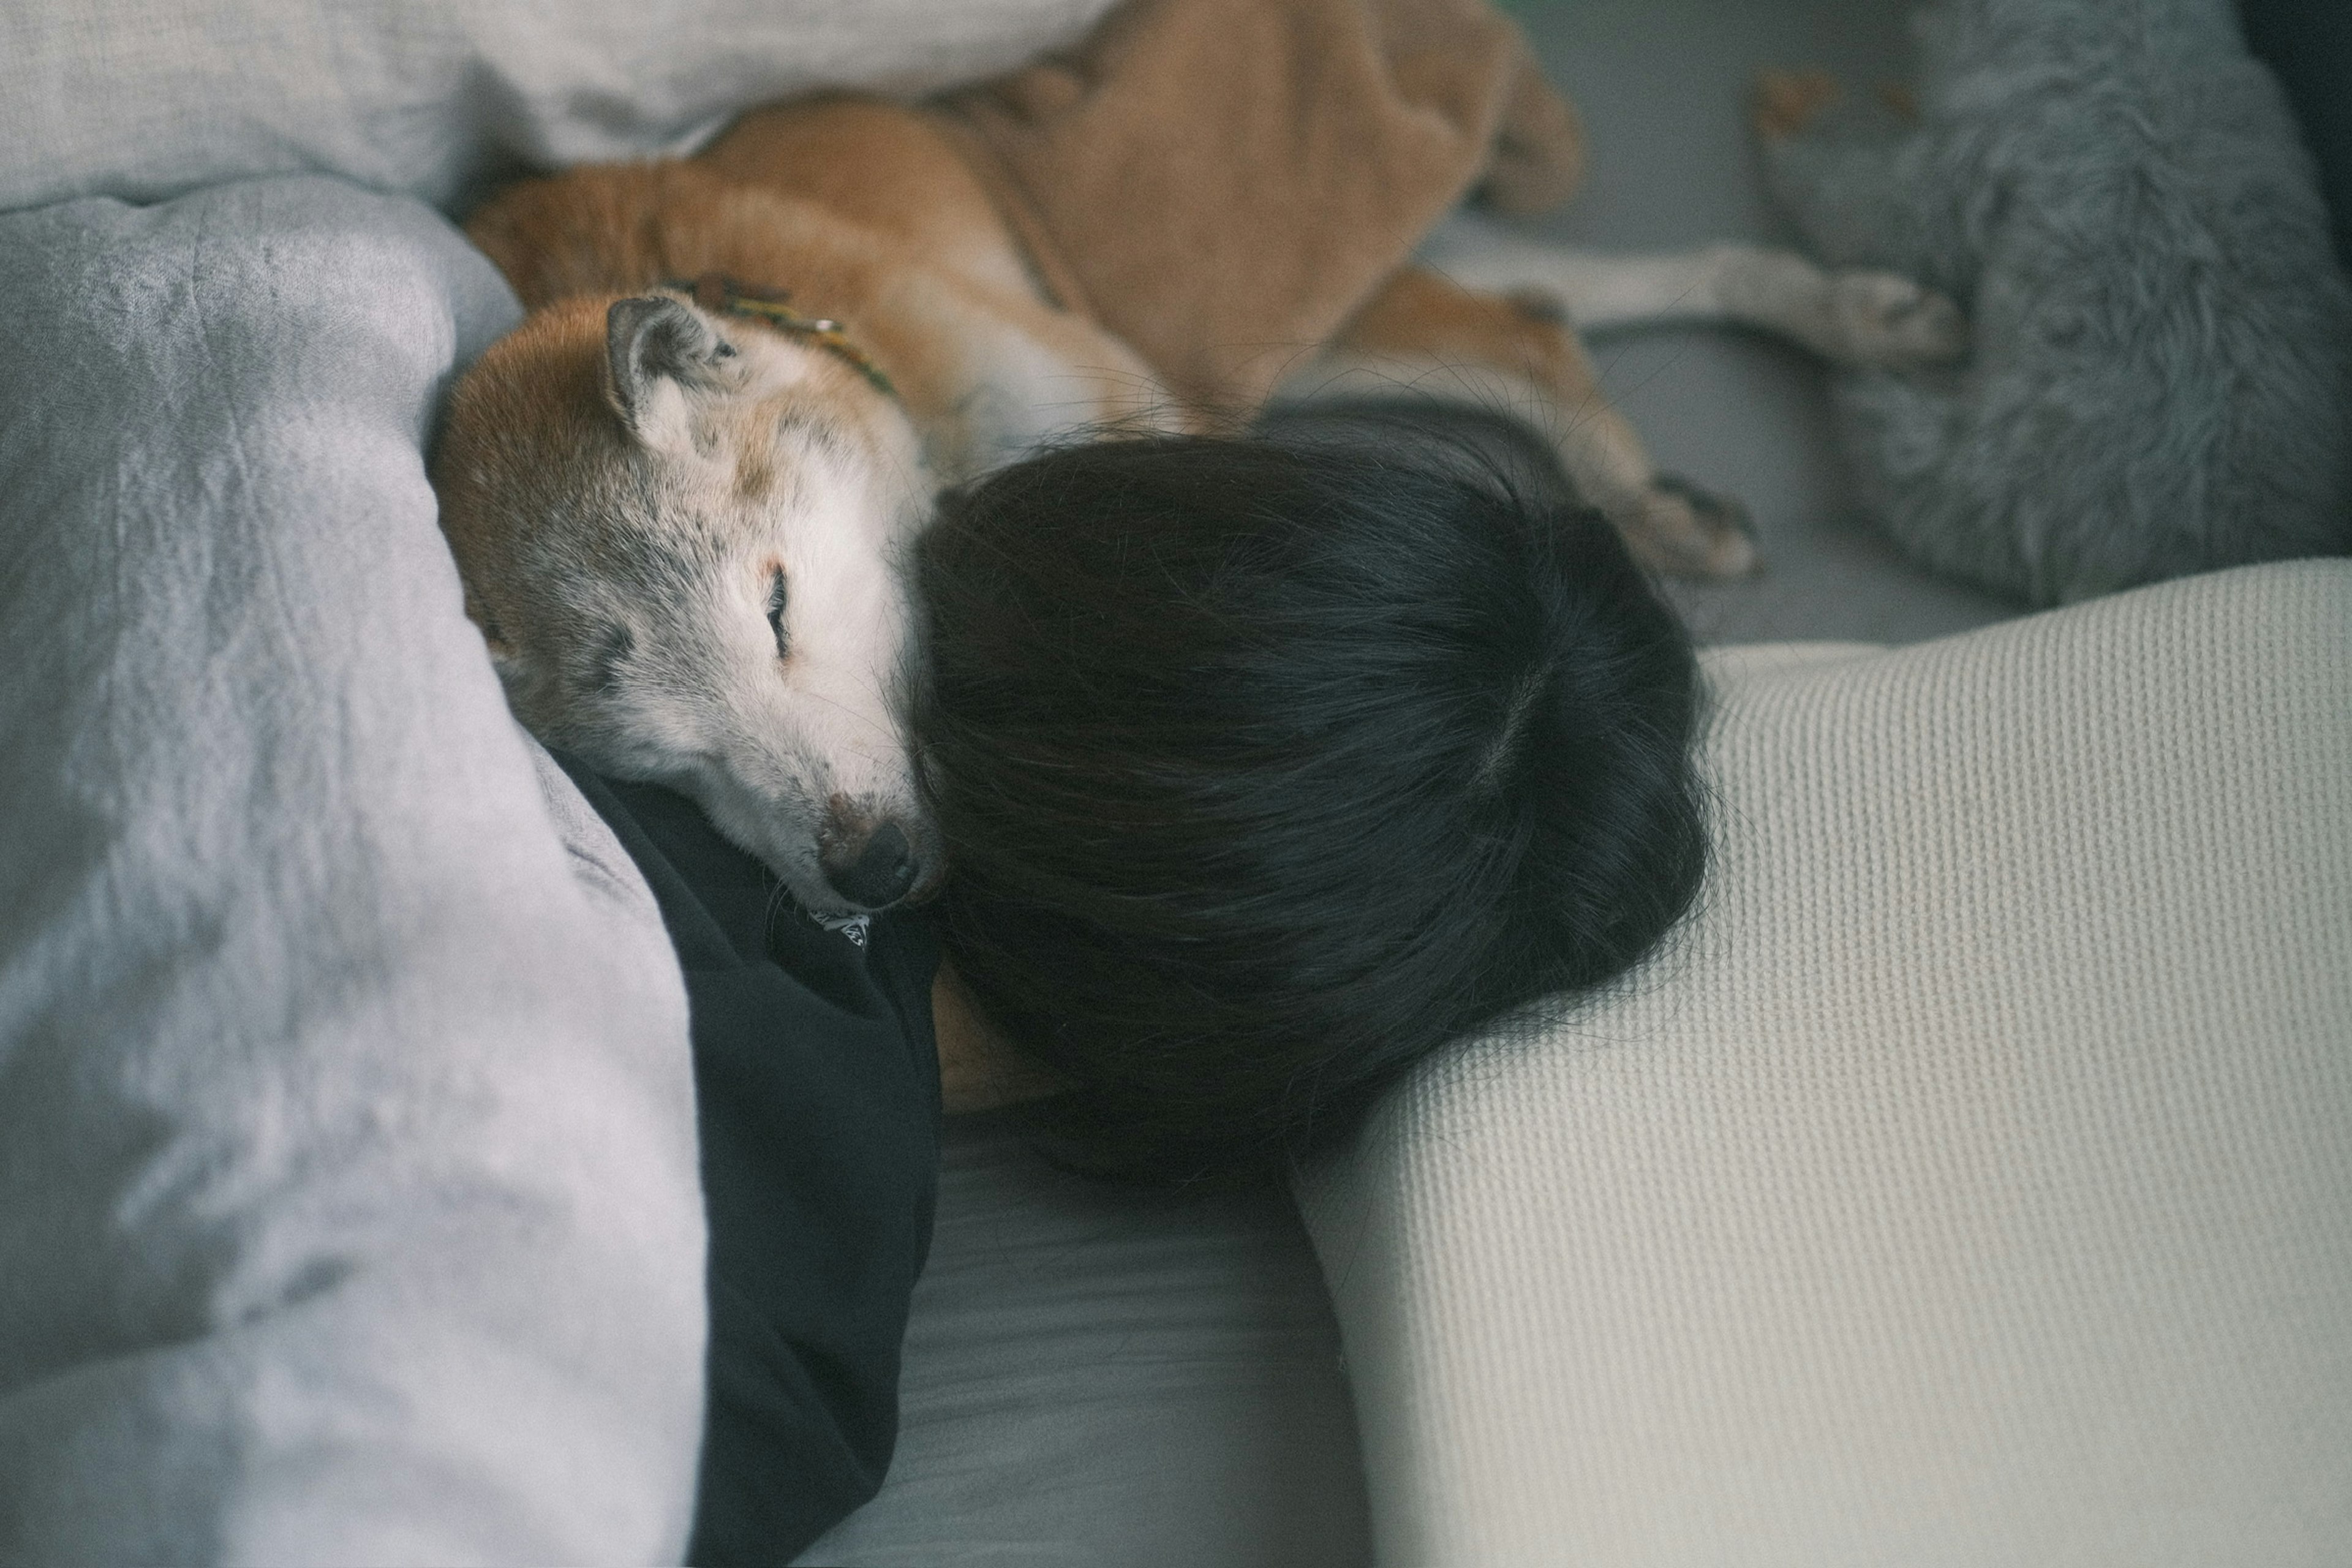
434,8,1964,918
439,100,1197,918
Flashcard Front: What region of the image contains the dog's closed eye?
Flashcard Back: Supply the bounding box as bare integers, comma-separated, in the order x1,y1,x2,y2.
591,624,635,693
766,567,790,660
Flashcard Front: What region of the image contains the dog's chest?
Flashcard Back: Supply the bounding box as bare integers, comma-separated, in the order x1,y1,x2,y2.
924,318,1122,481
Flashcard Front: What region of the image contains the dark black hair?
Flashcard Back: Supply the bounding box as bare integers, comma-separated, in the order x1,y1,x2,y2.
914,423,1706,1186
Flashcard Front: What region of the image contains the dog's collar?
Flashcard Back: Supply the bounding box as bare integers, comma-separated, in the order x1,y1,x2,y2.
665,272,899,402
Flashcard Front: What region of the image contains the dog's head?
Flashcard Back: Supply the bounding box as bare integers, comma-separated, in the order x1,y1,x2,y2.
433,291,940,914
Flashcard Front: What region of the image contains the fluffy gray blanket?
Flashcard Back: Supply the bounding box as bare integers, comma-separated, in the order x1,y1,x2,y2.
1763,0,2352,604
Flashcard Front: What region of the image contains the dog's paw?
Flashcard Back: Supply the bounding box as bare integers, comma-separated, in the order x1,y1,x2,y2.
1617,475,1758,580
1754,68,1839,141
1824,271,1969,368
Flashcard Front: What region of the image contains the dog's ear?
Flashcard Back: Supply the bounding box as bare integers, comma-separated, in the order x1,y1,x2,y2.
461,587,524,678
603,296,734,454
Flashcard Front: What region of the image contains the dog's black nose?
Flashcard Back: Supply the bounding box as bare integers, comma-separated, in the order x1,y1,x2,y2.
822,821,916,909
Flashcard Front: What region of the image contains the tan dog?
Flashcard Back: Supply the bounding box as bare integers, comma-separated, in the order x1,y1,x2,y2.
432,0,1961,919
435,107,1179,916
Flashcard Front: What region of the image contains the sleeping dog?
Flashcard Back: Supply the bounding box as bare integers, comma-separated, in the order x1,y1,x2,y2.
431,0,1962,921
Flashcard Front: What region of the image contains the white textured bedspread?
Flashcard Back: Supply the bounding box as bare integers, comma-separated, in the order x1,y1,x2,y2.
1300,562,2352,1567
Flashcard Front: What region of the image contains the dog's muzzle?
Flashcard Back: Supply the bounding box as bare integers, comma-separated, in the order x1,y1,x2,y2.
822,820,918,908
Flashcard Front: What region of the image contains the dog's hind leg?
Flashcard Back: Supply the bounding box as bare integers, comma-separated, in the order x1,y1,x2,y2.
1420,214,1967,371
1287,266,1756,578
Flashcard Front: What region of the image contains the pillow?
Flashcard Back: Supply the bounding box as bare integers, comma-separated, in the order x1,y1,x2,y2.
0,0,1118,217
1298,560,2352,1566
0,175,704,1564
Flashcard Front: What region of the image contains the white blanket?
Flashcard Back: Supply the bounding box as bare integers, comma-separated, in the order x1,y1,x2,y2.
0,176,707,1565
0,0,1118,216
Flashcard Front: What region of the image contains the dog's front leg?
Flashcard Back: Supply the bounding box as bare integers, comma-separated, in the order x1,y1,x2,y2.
1420,214,1967,371
1287,268,1756,579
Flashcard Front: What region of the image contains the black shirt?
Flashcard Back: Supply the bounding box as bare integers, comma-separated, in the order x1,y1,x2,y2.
554,760,942,1566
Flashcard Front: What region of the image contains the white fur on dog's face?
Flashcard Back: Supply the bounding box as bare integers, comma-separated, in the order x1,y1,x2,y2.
437,294,940,916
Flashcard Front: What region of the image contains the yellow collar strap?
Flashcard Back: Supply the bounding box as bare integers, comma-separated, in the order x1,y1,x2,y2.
668,272,899,402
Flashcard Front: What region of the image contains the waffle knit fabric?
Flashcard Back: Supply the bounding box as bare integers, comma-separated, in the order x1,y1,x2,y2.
1299,559,2352,1567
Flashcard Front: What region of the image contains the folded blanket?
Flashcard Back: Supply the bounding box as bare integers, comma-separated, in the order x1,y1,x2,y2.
938,0,1584,413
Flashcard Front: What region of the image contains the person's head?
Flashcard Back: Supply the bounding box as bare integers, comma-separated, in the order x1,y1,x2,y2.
914,429,1707,1186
